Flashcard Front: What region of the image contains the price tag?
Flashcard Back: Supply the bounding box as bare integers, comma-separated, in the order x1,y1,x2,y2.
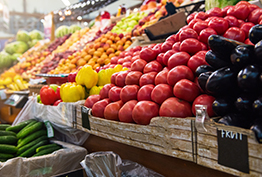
44,120,54,138
0,90,6,100
217,129,249,173
81,106,91,130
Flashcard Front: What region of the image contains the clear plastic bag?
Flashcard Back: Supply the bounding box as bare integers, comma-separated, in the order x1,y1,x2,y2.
80,152,164,177
0,140,87,177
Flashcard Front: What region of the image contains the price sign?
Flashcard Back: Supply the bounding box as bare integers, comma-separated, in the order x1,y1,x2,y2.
0,90,6,100
81,106,91,130
217,129,249,173
44,120,54,138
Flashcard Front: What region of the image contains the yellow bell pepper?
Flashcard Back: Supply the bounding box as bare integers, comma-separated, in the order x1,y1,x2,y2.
89,86,103,95
97,68,115,86
76,65,98,89
60,82,86,102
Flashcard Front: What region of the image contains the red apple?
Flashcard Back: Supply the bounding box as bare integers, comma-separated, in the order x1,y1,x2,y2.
99,84,115,99
84,95,101,108
104,100,123,121
139,72,158,87
92,98,111,118
120,85,140,103
119,100,138,123
167,65,194,86
108,86,122,102
137,84,154,101
151,84,173,104
132,101,159,125
131,59,147,72
143,61,163,73
125,71,143,85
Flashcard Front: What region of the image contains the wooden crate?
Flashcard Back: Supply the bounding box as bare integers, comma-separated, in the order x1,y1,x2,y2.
75,105,195,162
195,121,262,177
28,84,44,96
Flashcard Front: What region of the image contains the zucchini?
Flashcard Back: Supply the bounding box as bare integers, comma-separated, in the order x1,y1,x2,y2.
0,130,16,137
19,140,48,157
0,153,14,159
36,143,61,153
0,124,10,131
17,129,47,149
0,136,17,145
6,119,35,133
33,146,62,157
17,121,44,139
0,144,17,154
17,136,48,155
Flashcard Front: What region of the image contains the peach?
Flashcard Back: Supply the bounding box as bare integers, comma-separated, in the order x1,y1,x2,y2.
111,44,117,50
84,55,92,61
94,51,102,57
109,53,115,59
97,48,104,53
97,58,105,65
103,43,110,51
106,40,113,45
77,59,87,66
106,48,115,55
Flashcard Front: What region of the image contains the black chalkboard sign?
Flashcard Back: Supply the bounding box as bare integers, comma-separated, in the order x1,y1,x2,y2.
81,106,91,130
217,129,249,173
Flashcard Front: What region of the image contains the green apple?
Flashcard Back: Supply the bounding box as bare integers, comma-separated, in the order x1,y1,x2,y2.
37,95,41,103
128,20,137,27
117,21,124,27
49,84,58,92
126,27,133,32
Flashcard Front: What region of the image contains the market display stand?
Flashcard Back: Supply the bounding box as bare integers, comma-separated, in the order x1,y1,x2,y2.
83,134,234,177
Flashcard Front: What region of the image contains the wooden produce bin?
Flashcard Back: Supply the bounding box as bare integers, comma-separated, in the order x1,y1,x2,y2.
195,121,262,177
75,105,195,162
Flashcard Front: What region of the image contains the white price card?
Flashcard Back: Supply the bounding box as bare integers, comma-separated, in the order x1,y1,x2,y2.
0,90,7,100
44,120,54,138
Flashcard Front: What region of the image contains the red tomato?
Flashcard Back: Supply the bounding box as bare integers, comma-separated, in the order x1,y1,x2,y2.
205,16,217,23
99,84,115,99
206,7,223,17
222,6,233,17
223,27,246,42
132,101,159,125
248,4,260,14
139,72,158,87
188,19,202,28
118,100,137,123
180,38,202,55
84,95,101,108
163,50,177,66
244,38,254,45
224,15,239,27
193,21,208,34
248,8,262,24
125,71,143,85
236,1,250,6
192,94,216,117
227,5,250,20
172,42,181,51
238,19,245,27
194,12,209,20
104,100,123,121
179,28,198,42
92,98,111,118
156,53,165,65
137,84,154,101
108,86,122,102
167,52,191,69
139,47,157,62
155,69,169,85
187,12,197,24
200,42,207,50
195,50,208,57
173,79,200,102
198,28,217,44
143,61,163,73
187,54,208,73
131,59,147,72
208,17,229,35
167,65,194,86
240,22,255,39
120,85,140,103
159,97,192,118
151,84,173,104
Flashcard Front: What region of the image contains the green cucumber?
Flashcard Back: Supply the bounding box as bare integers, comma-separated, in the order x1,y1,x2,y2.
17,129,47,149
0,136,17,145
0,144,17,154
0,130,16,137
0,153,14,159
36,143,61,153
19,140,48,157
0,158,7,162
32,146,62,157
17,121,44,139
18,139,22,144
0,124,10,130
6,119,35,133
17,136,48,155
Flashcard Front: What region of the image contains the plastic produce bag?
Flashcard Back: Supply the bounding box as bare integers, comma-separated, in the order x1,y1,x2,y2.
80,151,164,177
0,140,87,177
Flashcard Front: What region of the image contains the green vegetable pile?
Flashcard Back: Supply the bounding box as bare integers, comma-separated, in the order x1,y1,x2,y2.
0,119,62,162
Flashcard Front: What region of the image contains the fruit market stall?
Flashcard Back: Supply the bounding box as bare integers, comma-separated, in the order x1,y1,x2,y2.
2,0,262,176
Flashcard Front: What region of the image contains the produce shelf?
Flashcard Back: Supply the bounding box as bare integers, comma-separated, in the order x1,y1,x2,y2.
75,105,195,162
